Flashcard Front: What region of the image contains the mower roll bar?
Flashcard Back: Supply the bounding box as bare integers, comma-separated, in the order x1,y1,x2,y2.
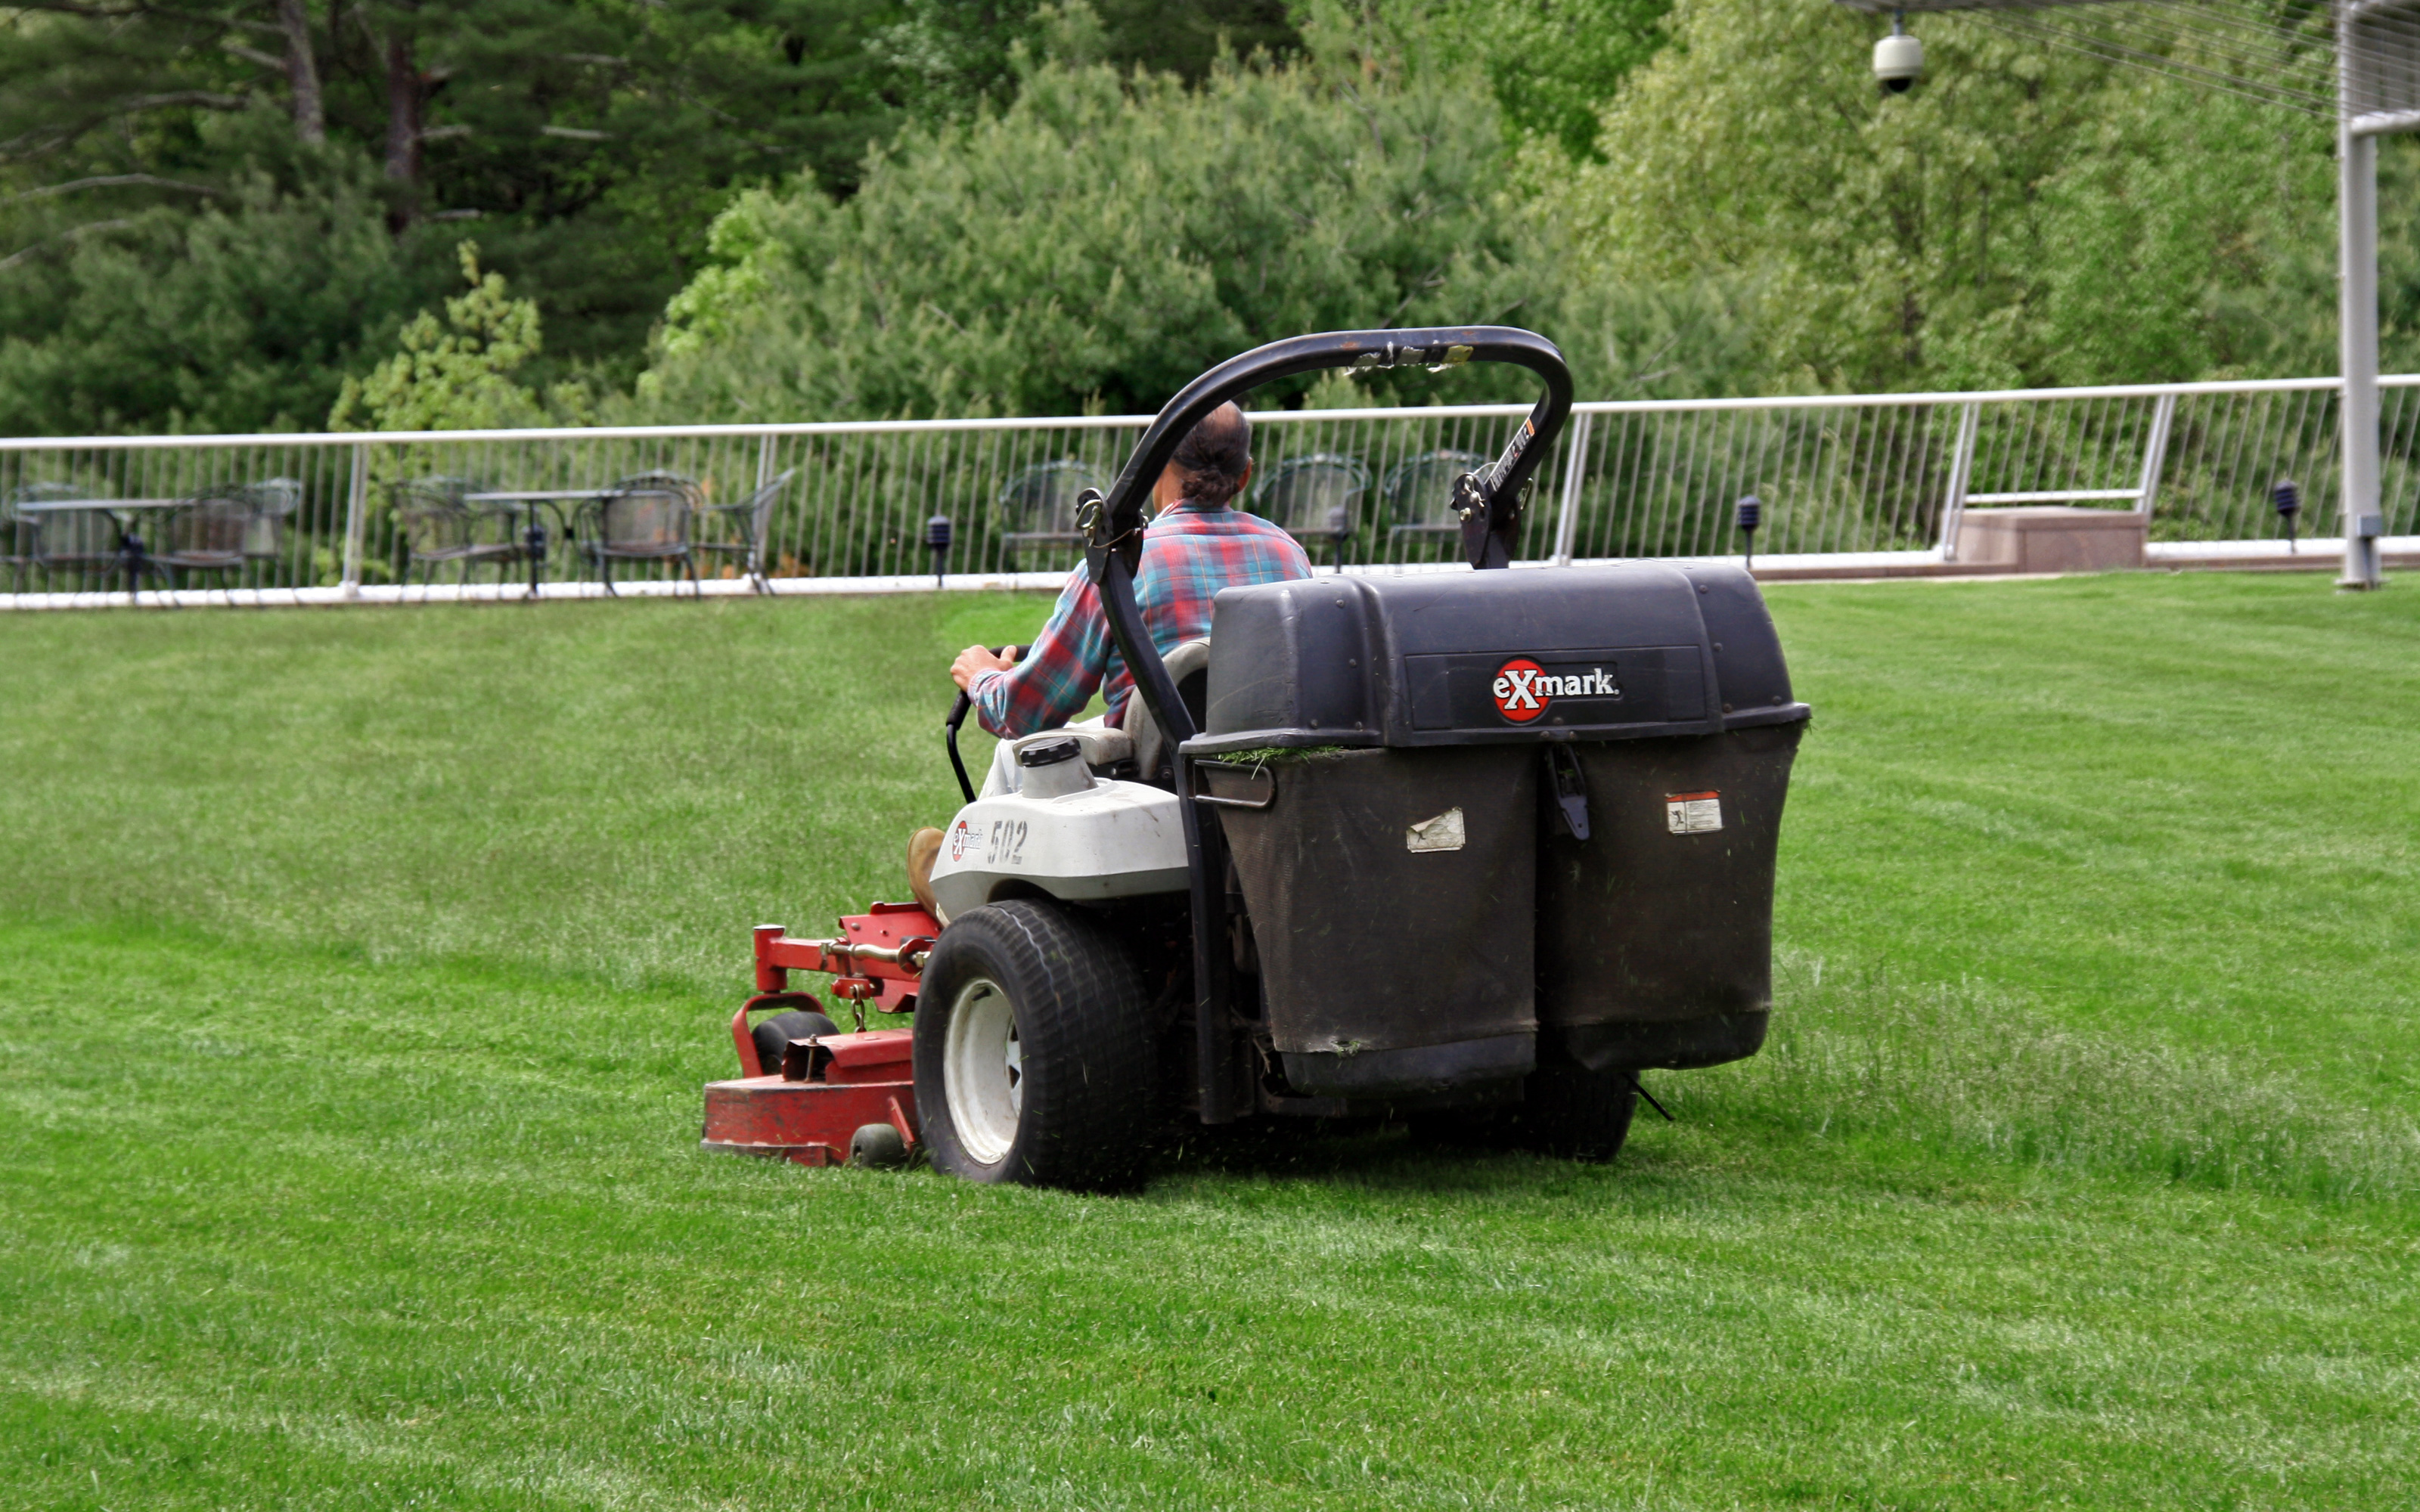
1072,326,1573,1126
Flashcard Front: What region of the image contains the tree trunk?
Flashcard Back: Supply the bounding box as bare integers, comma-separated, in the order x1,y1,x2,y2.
383,25,423,201
276,0,324,144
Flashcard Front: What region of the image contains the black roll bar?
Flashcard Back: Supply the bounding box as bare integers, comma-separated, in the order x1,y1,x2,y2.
1079,326,1572,754
1071,326,1572,1127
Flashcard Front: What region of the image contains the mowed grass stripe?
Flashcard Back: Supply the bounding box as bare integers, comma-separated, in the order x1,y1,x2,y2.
3,922,2412,1509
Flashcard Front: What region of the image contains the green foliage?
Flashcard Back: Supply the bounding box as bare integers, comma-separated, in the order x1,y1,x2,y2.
0,128,433,435
1433,0,1675,160
877,0,1304,115
0,1,920,431
638,50,1526,420
330,242,588,433
1566,0,2338,392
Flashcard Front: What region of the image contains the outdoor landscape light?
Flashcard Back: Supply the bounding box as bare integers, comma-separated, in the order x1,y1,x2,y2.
1874,11,1923,92
924,513,952,585
1736,494,1763,570
2271,479,2300,553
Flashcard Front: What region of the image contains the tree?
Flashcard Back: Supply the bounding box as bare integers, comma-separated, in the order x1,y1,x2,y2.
0,1,920,430
330,240,585,433
0,126,430,435
634,48,1528,421
1563,0,2338,392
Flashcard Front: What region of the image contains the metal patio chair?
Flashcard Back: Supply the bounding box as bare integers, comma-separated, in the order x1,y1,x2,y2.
392,477,523,587
579,472,702,596
997,459,1108,571
1253,452,1369,567
1381,449,1493,556
154,491,253,596
0,482,67,592
693,469,796,590
236,477,303,573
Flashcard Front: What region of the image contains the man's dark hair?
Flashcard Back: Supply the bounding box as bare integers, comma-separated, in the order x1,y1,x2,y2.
1168,402,1253,509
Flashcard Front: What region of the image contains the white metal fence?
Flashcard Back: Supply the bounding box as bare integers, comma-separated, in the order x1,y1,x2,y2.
5,373,2417,603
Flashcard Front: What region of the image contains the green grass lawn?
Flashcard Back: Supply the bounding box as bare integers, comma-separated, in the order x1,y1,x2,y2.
2,573,2414,1509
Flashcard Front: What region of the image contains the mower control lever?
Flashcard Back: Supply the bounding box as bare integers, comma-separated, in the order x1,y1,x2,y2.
944,645,1025,804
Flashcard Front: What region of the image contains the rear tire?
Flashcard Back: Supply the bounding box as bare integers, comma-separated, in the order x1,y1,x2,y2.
752,1009,839,1076
1518,1064,1639,1163
914,900,1156,1189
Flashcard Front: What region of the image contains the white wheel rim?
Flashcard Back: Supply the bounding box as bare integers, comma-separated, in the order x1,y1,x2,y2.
944,976,1022,1166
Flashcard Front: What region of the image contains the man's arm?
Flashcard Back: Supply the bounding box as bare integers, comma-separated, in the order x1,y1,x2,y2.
963,573,1115,737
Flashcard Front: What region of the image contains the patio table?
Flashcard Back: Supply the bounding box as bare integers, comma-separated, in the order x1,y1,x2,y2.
462,489,619,597
13,497,185,598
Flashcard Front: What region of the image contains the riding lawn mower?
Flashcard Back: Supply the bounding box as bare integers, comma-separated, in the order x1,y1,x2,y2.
701,327,1811,1188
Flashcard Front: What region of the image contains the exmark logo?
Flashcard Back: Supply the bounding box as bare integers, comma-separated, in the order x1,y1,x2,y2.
1491,658,1621,723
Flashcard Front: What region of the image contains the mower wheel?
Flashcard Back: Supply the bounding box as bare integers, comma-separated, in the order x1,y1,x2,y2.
850,1122,910,1169
914,900,1156,1190
752,1009,840,1077
1518,1064,1639,1163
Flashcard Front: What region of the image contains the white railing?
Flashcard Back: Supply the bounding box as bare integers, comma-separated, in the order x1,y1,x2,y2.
5,373,2416,605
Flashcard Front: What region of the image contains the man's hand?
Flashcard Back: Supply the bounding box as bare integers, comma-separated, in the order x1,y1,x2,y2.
951,643,1019,692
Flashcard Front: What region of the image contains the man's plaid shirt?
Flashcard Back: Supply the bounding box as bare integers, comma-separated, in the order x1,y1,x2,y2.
972,497,1312,737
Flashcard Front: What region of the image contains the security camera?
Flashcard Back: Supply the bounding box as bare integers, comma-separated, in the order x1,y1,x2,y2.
1874,14,1922,93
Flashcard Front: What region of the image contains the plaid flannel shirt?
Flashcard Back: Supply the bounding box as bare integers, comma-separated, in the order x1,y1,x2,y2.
972,497,1313,737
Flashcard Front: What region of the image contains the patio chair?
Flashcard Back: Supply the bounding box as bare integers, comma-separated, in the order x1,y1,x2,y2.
0,482,66,592
1252,452,1369,568
693,469,796,590
997,459,1108,571
579,472,702,596
154,491,252,596
392,477,523,587
236,477,303,571
1381,449,1493,556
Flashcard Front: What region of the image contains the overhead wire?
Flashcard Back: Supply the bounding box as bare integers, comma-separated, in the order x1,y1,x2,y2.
1949,0,2339,118
1860,0,2420,124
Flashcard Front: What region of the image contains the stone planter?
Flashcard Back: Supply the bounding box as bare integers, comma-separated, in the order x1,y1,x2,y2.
1956,506,2145,574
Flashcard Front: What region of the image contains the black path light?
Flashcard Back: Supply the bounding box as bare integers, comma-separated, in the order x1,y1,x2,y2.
1735,494,1762,572
924,514,953,587
2272,479,2301,554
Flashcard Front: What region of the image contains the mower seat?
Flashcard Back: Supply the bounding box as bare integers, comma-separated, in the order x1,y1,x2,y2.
1128,638,1211,785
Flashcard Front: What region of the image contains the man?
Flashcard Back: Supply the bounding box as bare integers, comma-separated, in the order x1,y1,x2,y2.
908,401,1311,909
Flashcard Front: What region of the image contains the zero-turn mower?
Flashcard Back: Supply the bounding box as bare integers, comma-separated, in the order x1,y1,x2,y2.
701,327,1810,1188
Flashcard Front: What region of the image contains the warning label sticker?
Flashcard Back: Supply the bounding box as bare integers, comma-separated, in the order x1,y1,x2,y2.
1405,807,1467,853
1666,792,1723,835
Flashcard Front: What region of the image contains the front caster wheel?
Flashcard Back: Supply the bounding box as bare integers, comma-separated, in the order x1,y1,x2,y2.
752,1007,839,1075
913,900,1156,1189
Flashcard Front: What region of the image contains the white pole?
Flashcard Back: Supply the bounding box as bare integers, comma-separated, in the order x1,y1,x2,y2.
1938,401,1981,560
341,442,368,600
2341,23,2386,589
2134,392,2176,520
1551,413,1592,565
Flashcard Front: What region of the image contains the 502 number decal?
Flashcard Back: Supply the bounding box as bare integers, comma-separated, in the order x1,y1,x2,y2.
985,820,1028,866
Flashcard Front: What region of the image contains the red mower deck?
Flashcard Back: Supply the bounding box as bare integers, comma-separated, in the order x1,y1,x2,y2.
700,904,936,1166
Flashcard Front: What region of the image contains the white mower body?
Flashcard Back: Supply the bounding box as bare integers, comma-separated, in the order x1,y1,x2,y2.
928,779,1188,921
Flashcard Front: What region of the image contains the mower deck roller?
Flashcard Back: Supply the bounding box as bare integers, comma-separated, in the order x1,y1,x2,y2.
703,324,1810,1188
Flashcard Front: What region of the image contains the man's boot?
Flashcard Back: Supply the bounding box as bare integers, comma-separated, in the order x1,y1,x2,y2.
907,827,944,918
